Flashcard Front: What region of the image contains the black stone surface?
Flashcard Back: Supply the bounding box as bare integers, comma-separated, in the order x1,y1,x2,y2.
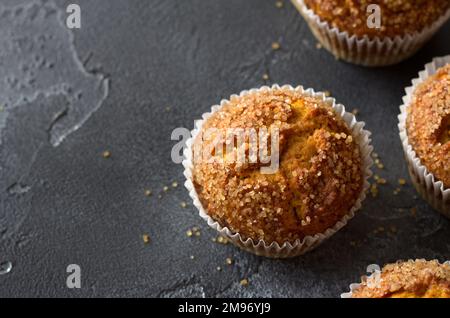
0,0,449,298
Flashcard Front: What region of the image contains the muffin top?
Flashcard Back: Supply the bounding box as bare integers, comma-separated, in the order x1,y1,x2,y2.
192,87,363,244
303,0,450,39
352,260,450,298
406,64,450,188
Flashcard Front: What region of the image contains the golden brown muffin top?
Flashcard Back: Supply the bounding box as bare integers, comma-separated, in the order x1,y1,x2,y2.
352,260,450,298
192,87,363,245
406,64,450,188
303,0,450,39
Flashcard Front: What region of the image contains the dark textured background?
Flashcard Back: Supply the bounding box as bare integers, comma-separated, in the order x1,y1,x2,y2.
0,0,449,298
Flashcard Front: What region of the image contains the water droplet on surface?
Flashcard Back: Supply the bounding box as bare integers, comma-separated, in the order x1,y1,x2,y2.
0,261,12,275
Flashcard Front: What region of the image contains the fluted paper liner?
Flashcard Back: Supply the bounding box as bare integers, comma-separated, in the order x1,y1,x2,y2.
291,0,450,67
341,260,450,298
398,56,450,217
183,85,373,258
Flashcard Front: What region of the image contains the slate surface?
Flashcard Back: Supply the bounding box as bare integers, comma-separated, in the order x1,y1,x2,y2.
0,0,449,298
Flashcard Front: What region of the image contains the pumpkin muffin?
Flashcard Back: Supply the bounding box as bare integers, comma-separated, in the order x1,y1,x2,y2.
303,0,450,39
292,0,450,66
351,260,450,298
191,87,364,245
406,63,450,189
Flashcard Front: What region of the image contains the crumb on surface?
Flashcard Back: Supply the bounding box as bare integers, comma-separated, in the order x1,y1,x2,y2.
374,158,384,169
215,236,229,245
370,183,378,197
142,234,150,244
187,227,201,238
374,175,387,184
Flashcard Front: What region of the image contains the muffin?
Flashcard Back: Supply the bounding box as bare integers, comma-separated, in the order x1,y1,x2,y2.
183,85,373,257
344,260,450,298
406,64,450,188
291,0,450,66
399,56,450,217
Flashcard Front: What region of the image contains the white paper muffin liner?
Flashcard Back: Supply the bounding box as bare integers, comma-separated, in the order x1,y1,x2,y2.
182,85,373,258
291,0,450,67
341,260,450,298
398,56,450,218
